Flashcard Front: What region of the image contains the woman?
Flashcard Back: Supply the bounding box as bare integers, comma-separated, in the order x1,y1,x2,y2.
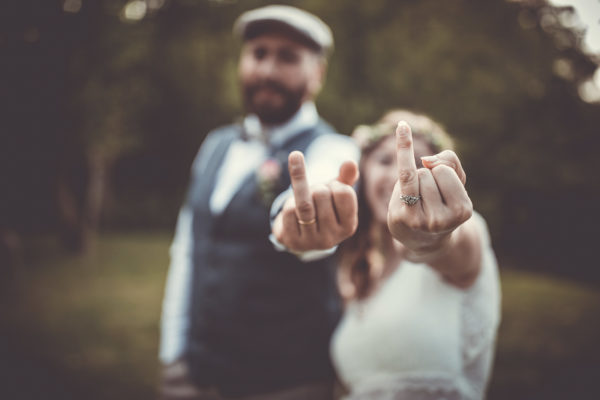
331,110,501,400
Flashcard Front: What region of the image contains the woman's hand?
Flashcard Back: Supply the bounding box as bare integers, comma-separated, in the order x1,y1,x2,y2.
387,121,473,261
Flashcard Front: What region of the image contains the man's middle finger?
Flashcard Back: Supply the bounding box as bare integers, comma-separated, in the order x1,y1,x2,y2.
288,151,317,231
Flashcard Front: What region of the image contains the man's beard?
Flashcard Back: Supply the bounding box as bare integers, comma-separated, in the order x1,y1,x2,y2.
242,80,306,125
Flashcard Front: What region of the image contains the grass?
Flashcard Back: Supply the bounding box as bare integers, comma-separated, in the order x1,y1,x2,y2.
1,233,170,400
1,233,599,399
489,268,600,400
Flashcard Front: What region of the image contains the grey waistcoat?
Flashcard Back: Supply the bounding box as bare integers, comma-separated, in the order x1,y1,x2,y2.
184,121,341,397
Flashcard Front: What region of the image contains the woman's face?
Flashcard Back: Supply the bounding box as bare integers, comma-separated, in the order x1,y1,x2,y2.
362,134,434,226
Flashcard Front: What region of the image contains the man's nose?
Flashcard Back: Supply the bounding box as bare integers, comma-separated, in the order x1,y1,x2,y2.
255,57,278,78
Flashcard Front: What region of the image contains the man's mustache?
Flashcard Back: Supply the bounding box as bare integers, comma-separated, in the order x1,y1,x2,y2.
246,80,290,97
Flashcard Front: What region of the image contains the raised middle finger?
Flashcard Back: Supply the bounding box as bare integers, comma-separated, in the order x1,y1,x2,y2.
395,121,420,201
288,151,317,232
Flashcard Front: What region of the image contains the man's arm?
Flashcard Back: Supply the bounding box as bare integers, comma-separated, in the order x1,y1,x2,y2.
159,130,222,363
159,206,194,363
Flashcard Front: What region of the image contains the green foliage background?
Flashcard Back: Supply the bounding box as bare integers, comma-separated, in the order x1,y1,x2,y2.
2,1,600,399
2,0,599,277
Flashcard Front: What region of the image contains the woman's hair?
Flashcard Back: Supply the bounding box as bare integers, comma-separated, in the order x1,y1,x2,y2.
338,109,454,301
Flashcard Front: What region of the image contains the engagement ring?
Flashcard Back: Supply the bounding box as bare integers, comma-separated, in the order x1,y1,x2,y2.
399,194,421,206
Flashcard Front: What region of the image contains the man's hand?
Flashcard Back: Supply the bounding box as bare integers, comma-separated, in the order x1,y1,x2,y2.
387,121,473,257
272,151,359,252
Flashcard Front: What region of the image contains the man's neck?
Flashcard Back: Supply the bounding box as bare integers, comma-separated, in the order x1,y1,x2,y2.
244,102,319,146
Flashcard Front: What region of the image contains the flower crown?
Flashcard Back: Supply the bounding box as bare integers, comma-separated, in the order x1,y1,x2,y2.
351,117,454,154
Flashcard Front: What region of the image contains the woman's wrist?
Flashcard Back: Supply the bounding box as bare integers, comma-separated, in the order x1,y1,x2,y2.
403,230,455,263
429,220,482,288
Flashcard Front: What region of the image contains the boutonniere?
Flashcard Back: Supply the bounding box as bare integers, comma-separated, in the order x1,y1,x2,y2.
256,157,284,207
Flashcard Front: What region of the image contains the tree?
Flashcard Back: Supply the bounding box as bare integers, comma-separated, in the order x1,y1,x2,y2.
3,0,598,279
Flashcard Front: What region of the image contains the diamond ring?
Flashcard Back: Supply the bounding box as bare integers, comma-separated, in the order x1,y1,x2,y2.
399,194,421,206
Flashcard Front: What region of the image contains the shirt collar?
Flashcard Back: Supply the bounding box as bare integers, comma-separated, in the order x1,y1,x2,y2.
242,102,319,147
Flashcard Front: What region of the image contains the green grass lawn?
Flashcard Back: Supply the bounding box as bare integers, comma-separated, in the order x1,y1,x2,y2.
490,268,600,400
1,233,170,400
1,233,599,399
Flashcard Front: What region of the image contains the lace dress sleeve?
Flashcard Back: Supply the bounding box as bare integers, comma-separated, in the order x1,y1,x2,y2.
460,212,502,397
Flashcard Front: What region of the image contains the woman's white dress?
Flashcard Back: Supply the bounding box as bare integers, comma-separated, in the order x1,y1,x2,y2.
330,214,501,400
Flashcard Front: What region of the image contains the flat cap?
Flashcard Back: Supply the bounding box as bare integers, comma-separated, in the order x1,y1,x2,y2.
233,5,334,55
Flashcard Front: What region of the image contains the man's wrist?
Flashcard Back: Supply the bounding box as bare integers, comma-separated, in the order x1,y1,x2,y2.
269,233,337,262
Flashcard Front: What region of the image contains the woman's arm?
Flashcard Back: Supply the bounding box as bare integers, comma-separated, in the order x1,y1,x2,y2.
388,121,482,289
403,215,482,288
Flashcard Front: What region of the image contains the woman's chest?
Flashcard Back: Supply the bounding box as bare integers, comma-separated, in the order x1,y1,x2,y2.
332,264,464,377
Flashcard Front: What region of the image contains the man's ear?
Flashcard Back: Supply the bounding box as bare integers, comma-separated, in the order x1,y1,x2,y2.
308,57,327,98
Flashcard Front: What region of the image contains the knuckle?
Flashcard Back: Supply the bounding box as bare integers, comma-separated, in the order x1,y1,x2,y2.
282,206,296,218
396,132,412,147
334,192,354,208
308,237,321,250
441,149,457,160
274,230,284,244
461,202,473,221
447,206,470,226
296,200,313,216
417,168,431,180
289,164,305,180
408,217,426,231
387,208,399,224
333,184,355,197
451,200,472,220
287,237,299,249
398,169,417,184
347,216,359,234
293,238,309,252
427,217,444,232
312,185,330,201
321,236,335,249
335,224,348,239
449,201,463,214
434,164,453,174
337,214,351,228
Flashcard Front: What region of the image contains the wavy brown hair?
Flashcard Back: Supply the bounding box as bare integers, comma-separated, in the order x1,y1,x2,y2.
338,109,454,301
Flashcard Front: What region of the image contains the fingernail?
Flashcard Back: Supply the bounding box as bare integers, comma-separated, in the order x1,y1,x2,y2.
289,151,303,166
421,155,438,164
397,121,410,134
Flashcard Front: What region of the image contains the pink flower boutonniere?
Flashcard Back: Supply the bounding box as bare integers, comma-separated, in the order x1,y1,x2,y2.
256,158,284,207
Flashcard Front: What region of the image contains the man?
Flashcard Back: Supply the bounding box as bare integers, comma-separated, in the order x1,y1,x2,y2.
159,5,359,399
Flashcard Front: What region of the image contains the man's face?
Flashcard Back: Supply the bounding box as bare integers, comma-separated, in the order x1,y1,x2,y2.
238,33,324,125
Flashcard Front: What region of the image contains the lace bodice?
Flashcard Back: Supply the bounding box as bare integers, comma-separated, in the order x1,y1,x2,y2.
330,213,501,400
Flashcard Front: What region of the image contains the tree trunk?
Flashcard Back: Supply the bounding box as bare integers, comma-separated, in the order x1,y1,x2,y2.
82,149,112,253
56,174,87,253
56,148,112,254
